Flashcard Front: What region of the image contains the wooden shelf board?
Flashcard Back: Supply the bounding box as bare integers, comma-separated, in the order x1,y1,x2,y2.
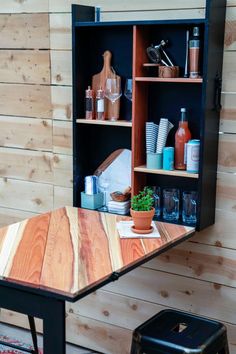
143,63,160,67
135,77,203,83
76,119,132,127
134,165,199,179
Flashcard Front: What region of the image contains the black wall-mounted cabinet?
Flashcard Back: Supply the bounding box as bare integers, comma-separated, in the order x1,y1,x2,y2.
72,1,226,231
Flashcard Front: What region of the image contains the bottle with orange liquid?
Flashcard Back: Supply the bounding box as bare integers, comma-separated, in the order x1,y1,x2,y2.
175,108,191,170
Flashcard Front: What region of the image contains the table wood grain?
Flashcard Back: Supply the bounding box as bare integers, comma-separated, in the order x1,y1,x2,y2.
0,207,194,299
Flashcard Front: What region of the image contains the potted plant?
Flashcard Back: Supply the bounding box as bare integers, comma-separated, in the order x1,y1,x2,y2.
130,187,155,233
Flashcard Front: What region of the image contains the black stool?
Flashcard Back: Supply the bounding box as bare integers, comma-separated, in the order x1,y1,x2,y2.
130,309,229,354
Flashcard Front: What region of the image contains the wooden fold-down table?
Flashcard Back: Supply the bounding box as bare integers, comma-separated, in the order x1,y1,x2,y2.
0,207,195,353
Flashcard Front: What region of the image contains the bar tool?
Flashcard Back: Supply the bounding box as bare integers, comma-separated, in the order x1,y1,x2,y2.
146,40,174,66
184,30,189,78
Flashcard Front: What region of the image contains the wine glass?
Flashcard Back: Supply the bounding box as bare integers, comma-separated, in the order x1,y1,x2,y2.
124,79,132,102
98,175,110,212
105,78,122,121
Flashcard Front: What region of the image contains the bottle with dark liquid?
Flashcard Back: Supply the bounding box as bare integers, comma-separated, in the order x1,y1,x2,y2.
175,108,192,170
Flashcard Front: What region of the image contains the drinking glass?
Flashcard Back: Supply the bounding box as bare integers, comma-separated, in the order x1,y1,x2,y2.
163,188,180,221
150,186,161,218
98,175,109,212
105,78,122,121
182,191,198,224
124,79,132,102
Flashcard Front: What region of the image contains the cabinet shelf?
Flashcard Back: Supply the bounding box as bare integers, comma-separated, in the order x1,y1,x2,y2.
76,119,132,127
135,77,203,83
134,165,199,179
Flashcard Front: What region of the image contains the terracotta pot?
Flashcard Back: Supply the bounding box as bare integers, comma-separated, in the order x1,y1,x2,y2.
130,207,155,231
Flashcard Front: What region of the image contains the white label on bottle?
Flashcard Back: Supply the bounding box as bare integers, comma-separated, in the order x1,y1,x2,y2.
97,99,104,113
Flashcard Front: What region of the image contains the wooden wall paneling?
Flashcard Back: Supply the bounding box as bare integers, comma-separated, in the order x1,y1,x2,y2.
50,50,72,85
0,148,53,184
53,120,72,155
102,9,205,21
49,14,71,50
0,207,38,228
0,116,52,151
49,0,206,13
0,14,49,49
53,154,73,188
53,186,73,209
104,267,236,324
0,50,50,85
0,0,48,14
216,172,236,213
142,241,236,288
225,6,236,50
218,133,236,173
220,93,236,133
48,7,236,50
66,313,132,354
0,84,52,119
0,308,132,354
192,209,236,249
222,51,236,92
51,86,72,120
0,178,53,213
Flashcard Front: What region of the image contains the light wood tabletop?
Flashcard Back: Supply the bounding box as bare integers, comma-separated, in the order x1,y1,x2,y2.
0,207,195,300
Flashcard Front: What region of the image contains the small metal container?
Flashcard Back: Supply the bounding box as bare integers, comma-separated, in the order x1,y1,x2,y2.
186,140,200,173
85,175,98,195
163,147,174,171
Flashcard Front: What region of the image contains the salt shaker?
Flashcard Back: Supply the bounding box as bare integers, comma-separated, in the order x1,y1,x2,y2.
96,88,105,120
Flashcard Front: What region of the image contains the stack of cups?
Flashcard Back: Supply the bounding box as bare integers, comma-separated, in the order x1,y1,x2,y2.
155,118,174,169
146,122,159,169
146,122,158,153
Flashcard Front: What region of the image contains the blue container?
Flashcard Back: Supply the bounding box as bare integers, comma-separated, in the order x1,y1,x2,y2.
147,153,163,169
81,192,103,210
163,147,174,171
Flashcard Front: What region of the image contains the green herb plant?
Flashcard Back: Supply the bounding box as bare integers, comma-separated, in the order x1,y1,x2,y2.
131,187,154,211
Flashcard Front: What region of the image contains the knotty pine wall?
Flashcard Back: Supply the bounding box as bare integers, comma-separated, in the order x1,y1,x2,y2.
0,0,236,353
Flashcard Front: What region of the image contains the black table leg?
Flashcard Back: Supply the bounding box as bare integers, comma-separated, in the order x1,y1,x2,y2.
43,299,66,354
0,284,66,354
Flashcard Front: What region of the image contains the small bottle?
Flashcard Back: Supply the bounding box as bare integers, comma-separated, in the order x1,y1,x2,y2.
189,26,200,79
175,108,192,170
96,88,105,120
85,86,94,120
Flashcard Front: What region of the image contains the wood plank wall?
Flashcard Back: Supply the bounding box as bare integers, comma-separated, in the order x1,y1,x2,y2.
0,0,236,353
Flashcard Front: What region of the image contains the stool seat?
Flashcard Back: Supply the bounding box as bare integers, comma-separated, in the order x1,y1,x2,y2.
131,309,229,354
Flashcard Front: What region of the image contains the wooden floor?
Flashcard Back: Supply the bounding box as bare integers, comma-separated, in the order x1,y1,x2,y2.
0,322,97,353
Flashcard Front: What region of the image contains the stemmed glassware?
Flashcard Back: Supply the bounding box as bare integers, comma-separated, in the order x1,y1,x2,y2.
124,78,132,102
105,78,122,121
98,174,109,212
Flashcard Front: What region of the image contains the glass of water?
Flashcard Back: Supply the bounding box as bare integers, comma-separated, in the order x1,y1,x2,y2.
182,191,198,224
163,188,180,221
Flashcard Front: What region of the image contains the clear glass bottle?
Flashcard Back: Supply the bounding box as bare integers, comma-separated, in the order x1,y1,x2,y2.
175,108,192,170
96,88,105,120
85,86,94,120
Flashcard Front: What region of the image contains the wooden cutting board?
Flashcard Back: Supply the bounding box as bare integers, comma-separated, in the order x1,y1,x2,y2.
92,50,120,120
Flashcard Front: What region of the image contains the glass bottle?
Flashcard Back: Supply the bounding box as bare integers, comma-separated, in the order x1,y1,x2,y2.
96,88,105,120
175,108,192,170
189,26,200,79
85,86,94,120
